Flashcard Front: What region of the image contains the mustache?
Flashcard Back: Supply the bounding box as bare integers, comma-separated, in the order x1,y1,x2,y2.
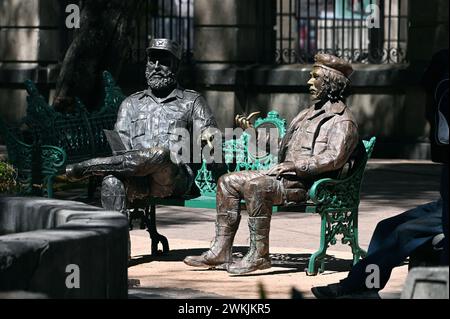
146,63,172,77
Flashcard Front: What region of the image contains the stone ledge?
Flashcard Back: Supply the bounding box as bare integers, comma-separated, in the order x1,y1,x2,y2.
192,63,424,88
0,196,128,298
0,64,60,84
0,62,424,89
401,267,449,299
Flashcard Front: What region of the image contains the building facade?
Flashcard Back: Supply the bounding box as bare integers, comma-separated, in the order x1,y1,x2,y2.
0,0,448,158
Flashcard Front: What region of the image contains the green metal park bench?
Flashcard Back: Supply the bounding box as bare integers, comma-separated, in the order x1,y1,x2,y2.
304,137,376,275
0,119,66,197
0,71,125,197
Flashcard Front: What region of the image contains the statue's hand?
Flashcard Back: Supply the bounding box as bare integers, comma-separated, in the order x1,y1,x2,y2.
200,130,215,149
266,162,296,179
235,111,261,129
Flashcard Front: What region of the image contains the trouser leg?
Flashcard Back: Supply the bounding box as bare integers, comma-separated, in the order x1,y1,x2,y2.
227,175,285,275
183,171,263,268
440,164,448,265
66,147,175,179
101,175,131,258
340,201,443,293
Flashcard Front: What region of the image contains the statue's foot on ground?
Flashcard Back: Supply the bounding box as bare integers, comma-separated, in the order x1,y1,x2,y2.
226,257,271,275
183,252,230,269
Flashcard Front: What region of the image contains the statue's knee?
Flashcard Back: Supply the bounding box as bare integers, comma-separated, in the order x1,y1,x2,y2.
102,175,125,195
217,173,238,192
151,147,171,162
243,179,260,198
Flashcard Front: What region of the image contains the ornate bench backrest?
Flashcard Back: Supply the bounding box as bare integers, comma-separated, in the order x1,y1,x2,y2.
195,111,287,197
23,71,126,163
307,136,377,210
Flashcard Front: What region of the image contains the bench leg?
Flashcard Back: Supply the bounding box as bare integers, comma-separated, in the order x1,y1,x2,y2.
143,204,169,256
45,175,54,198
348,210,367,265
307,209,367,276
87,176,98,200
306,212,329,276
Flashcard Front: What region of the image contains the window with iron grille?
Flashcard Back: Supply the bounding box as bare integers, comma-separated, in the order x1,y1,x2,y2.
131,0,194,63
276,0,408,64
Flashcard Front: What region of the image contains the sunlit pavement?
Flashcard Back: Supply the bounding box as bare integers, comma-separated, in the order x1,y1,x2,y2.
56,159,443,299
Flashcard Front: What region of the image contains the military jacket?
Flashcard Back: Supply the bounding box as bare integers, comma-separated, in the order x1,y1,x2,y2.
279,100,359,177
114,87,217,156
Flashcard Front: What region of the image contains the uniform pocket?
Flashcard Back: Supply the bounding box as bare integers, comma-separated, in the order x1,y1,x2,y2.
131,114,148,138
313,138,328,153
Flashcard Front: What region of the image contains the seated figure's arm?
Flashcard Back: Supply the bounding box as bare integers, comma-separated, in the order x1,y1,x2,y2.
114,98,133,151
192,95,219,148
295,120,359,177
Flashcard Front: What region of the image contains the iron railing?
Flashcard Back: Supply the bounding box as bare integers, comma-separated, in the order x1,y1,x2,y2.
131,0,194,63
0,0,193,65
275,0,408,64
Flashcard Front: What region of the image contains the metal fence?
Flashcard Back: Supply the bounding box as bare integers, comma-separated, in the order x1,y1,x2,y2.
276,0,408,64
131,0,194,63
0,0,193,65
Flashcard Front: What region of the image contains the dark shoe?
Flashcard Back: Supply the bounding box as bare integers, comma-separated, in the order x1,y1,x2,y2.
311,283,345,299
311,283,381,299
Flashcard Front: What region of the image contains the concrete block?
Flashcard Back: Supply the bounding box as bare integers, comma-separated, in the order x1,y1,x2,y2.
0,197,128,299
401,267,449,299
0,29,60,62
0,88,28,124
0,29,39,61
194,0,261,26
194,27,259,62
0,0,39,27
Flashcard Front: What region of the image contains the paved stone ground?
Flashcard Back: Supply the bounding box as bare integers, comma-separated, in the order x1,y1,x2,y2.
54,159,443,299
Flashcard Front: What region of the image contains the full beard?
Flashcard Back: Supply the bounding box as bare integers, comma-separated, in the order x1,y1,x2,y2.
145,65,177,92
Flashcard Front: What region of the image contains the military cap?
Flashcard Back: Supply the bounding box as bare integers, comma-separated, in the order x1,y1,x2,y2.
313,53,353,79
146,38,182,60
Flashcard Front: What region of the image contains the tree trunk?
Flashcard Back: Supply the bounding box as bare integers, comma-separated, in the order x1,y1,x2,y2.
53,0,146,112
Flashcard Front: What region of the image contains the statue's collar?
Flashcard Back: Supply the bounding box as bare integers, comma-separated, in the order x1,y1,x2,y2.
325,100,346,114
307,100,346,119
140,86,184,102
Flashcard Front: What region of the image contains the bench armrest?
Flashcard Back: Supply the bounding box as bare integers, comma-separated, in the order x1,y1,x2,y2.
41,145,67,175
308,176,360,210
40,145,67,197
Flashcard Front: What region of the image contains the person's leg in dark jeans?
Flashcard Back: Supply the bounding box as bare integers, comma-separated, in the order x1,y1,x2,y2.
440,164,449,265
341,200,442,293
312,200,443,298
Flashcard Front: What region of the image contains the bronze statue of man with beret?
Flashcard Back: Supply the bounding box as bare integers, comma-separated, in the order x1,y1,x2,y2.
66,38,217,218
184,53,359,275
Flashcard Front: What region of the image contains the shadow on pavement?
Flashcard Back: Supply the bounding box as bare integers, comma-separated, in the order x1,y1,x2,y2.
128,246,353,275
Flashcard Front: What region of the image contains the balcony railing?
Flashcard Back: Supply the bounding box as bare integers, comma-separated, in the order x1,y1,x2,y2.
275,0,409,64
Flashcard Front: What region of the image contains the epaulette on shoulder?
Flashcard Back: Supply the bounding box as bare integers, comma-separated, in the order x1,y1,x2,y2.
129,91,145,98
183,88,201,96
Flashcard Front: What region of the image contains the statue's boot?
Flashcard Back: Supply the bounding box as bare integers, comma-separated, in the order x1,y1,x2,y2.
66,148,171,181
66,156,127,181
227,216,271,275
183,211,241,268
101,175,131,259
